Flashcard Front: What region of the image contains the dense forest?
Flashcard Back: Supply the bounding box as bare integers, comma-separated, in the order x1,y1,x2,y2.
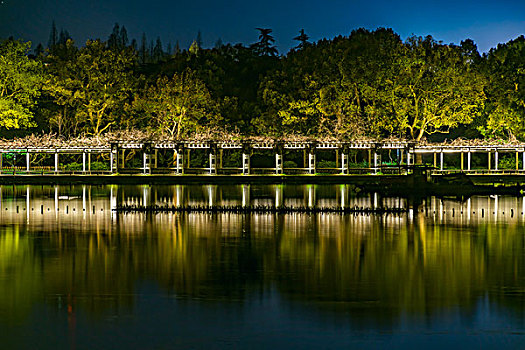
1,24,524,142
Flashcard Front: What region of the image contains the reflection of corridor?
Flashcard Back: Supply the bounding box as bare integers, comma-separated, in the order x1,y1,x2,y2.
0,185,524,228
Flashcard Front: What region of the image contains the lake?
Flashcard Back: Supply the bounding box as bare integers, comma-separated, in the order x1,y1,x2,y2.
1,184,524,349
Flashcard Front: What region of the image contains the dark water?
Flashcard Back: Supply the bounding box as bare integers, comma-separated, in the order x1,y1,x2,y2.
1,185,525,349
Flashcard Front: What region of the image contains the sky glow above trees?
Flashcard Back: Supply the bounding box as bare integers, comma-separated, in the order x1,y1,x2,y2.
0,0,523,53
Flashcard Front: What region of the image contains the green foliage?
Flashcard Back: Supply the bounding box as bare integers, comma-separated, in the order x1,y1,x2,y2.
479,36,525,139
62,162,82,171
389,36,486,140
283,160,298,168
132,68,220,138
90,161,109,170
317,160,336,168
43,39,137,136
3,29,525,142
0,39,43,129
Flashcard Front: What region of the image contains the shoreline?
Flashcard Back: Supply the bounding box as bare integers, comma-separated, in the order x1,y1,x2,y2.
0,174,523,198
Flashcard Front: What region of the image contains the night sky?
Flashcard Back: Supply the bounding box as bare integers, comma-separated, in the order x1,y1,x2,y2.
0,0,523,54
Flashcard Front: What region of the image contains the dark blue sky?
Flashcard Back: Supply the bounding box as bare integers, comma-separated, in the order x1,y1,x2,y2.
0,0,523,53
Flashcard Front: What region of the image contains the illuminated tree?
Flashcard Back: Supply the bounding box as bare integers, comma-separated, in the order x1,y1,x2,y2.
479,36,525,139
0,39,43,129
388,36,486,141
133,69,220,139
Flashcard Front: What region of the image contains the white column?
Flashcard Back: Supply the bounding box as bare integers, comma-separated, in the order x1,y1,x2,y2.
26,152,30,173
522,151,525,171
308,153,316,174
467,151,471,171
440,152,444,171
110,151,114,173
176,151,184,175
373,152,378,174
82,152,86,173
242,153,250,175
209,153,216,175
54,153,59,173
143,152,147,174
275,153,283,174
495,151,499,171
341,153,348,174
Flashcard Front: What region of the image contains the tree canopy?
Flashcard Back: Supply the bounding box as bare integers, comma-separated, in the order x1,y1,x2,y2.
1,25,523,142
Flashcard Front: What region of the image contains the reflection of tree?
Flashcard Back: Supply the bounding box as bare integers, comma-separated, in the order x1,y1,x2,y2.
1,211,525,325
0,226,43,323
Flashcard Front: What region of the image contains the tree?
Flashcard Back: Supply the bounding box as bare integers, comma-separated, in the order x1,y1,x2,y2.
47,40,137,136
293,29,310,50
0,39,43,129
153,37,164,62
251,28,278,57
133,69,220,139
34,43,44,57
42,39,80,136
120,26,129,48
260,28,402,138
140,32,148,64
388,36,486,141
189,40,199,56
196,30,203,49
108,23,121,50
479,36,525,139
58,29,71,46
47,21,58,50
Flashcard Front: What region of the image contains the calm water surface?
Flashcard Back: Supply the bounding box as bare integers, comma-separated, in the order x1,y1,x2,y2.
1,184,525,349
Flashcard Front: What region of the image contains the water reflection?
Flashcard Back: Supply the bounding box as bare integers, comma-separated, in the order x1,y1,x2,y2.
0,185,525,347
